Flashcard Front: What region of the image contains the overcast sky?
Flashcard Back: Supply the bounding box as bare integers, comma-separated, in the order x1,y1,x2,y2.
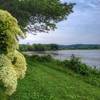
20,0,100,45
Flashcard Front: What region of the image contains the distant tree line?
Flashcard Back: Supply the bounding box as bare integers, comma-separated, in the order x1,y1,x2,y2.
59,44,100,50
19,44,100,51
19,44,59,51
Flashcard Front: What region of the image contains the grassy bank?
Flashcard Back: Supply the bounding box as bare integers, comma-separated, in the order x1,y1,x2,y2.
9,55,100,100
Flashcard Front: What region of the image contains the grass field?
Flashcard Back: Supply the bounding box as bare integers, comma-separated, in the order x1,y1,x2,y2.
10,56,100,100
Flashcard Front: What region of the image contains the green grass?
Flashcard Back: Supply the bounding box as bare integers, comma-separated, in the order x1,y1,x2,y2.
9,56,100,100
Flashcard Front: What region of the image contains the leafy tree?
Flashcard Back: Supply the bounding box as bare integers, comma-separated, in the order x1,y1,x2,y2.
49,44,58,50
0,0,74,99
0,0,75,32
0,10,27,99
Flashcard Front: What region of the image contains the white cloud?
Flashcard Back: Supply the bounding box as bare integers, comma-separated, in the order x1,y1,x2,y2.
20,0,100,45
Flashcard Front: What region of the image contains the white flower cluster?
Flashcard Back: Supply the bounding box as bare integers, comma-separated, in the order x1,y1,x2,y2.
0,10,27,96
0,51,27,96
12,50,27,79
0,55,17,95
0,9,25,53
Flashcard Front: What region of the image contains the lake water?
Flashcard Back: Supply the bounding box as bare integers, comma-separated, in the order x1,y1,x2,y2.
24,50,100,68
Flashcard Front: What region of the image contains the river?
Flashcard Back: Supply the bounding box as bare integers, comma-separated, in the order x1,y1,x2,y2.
24,50,100,68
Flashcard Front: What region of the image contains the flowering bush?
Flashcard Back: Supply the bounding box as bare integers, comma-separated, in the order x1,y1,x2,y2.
12,50,27,79
0,54,17,95
0,10,27,96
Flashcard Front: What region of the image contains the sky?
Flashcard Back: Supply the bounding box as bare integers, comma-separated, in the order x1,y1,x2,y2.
20,0,100,45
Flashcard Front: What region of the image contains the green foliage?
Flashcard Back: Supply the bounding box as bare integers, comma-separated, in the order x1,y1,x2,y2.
0,54,17,95
8,50,27,79
62,54,90,75
9,56,100,100
20,44,59,51
0,10,25,54
0,0,74,32
59,44,100,50
29,54,100,77
31,55,52,62
0,10,27,97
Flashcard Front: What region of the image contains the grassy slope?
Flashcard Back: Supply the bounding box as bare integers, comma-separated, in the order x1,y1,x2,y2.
10,57,100,100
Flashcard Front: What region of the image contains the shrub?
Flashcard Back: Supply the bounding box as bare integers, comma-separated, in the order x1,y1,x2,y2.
11,50,27,79
0,10,24,54
39,55,52,62
0,10,27,97
0,54,17,95
63,54,90,75
31,55,52,62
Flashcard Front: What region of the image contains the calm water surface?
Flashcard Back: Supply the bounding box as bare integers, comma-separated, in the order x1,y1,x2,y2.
50,50,100,68
24,50,100,68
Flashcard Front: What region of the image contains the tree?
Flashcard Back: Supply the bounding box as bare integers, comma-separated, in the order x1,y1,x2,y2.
0,0,75,32
0,10,27,99
0,0,74,98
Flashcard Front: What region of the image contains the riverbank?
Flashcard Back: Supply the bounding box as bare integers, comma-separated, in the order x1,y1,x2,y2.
10,55,100,100
23,50,100,68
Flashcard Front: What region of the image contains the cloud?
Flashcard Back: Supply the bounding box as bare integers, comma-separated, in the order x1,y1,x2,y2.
20,0,100,45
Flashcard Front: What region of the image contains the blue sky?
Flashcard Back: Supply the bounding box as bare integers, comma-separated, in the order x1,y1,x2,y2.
20,0,100,45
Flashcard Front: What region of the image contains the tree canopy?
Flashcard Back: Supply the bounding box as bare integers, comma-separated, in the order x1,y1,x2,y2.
19,44,59,51
0,9,25,54
0,0,74,98
0,0,74,32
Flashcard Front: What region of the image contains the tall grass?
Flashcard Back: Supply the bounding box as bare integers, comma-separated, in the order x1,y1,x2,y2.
9,55,100,100
26,54,100,87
